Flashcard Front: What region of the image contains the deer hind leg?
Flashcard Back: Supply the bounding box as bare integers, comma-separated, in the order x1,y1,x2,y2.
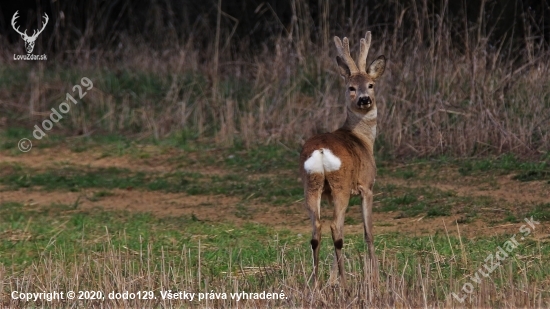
304,179,323,286
359,185,379,283
326,195,339,285
329,190,350,290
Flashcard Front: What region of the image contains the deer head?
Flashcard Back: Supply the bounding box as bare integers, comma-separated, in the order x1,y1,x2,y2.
334,32,386,115
11,11,49,54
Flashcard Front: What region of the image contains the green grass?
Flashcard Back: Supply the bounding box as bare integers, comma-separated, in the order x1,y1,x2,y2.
0,165,304,205
1,200,548,279
222,144,299,172
377,153,550,183
1,201,549,307
375,184,479,219
513,170,550,182
457,153,549,178
1,166,149,191
0,127,31,150
0,202,283,276
526,203,550,221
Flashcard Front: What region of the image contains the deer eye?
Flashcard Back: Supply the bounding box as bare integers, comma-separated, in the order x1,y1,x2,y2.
348,87,356,93
368,84,374,89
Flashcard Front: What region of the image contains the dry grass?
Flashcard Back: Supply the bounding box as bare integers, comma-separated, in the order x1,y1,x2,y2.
1,230,548,308
1,1,549,157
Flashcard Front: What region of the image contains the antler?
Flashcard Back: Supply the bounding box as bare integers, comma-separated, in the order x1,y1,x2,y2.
334,31,373,74
11,11,28,38
334,36,359,74
357,31,372,73
29,13,49,39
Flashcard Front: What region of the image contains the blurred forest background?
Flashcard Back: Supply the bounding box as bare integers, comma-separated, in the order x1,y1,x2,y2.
0,0,549,158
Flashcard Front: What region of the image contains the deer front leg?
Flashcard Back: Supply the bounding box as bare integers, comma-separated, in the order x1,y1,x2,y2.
359,185,379,284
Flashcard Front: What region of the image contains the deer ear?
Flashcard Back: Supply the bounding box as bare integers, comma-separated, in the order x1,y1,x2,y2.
367,55,386,80
336,56,351,78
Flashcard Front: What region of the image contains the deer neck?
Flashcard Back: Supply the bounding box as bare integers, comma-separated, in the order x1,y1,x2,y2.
342,107,377,150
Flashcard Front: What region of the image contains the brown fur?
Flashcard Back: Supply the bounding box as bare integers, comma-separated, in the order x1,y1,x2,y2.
300,129,374,196
299,32,386,290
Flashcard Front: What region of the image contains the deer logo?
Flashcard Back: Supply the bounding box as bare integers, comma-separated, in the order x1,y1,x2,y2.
11,11,49,54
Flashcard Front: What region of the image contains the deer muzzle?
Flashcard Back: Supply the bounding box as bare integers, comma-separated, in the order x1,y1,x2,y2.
357,96,372,108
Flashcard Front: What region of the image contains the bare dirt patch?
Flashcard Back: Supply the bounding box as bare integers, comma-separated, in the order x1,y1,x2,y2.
380,174,549,205
0,146,228,176
2,186,549,239
0,188,239,219
1,147,166,172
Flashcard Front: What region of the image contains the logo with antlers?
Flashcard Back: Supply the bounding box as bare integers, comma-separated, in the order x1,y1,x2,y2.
11,11,49,54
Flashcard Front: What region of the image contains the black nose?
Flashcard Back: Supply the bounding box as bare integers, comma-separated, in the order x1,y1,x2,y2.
358,96,372,106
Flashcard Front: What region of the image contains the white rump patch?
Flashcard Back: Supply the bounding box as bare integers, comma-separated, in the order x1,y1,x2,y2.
320,149,342,172
304,150,324,174
304,148,342,174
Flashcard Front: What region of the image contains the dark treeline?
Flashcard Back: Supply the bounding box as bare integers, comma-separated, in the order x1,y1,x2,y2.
0,0,548,60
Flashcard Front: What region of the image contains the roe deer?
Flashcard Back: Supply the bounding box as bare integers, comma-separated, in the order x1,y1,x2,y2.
299,31,386,289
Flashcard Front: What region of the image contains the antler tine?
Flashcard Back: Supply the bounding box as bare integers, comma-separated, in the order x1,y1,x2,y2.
334,36,359,74
30,13,49,39
358,31,372,72
11,11,27,38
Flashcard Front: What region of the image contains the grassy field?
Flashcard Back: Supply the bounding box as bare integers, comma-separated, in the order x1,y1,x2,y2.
1,1,549,307
1,133,549,308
